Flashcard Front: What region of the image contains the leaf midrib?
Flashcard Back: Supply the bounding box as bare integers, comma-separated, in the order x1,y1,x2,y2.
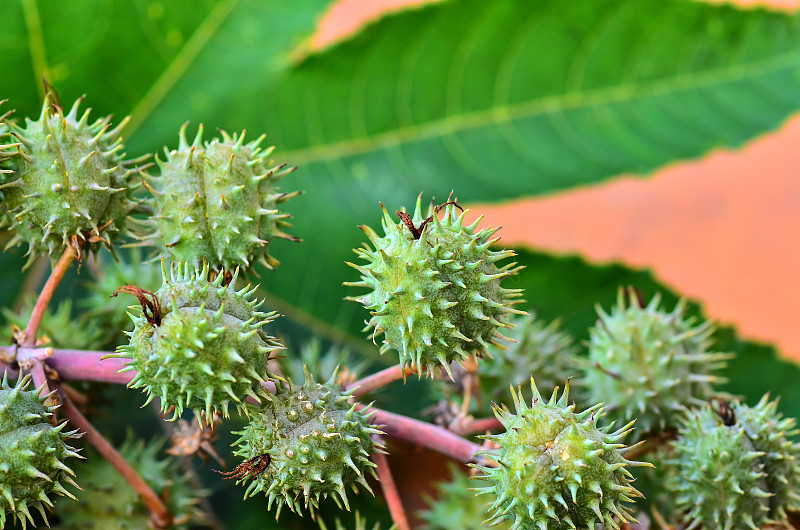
282,48,800,165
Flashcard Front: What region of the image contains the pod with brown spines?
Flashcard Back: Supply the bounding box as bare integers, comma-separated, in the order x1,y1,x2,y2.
229,368,384,519
470,378,651,530
345,195,525,377
0,94,142,265
581,289,732,441
418,464,510,530
81,249,163,348
104,261,283,422
667,397,800,529
138,124,299,272
0,372,82,529
479,312,581,407
53,434,207,529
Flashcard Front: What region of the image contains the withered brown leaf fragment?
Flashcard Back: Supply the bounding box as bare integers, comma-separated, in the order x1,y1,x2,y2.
214,454,270,480
166,413,225,467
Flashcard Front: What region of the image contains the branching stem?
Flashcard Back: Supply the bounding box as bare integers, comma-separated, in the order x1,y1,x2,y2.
54,382,174,528
23,245,78,348
373,440,410,530
347,365,419,398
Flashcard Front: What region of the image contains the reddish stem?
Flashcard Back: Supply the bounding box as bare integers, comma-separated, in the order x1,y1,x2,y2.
450,417,503,436
347,365,418,398
54,383,173,528
373,444,410,530
362,405,483,463
0,347,131,384
23,246,78,347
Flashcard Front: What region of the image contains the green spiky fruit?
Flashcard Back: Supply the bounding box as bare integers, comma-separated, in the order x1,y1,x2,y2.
582,289,731,440
0,373,81,528
139,124,298,271
55,434,206,529
471,378,650,530
82,249,162,348
479,313,580,406
667,397,800,529
0,94,140,263
231,369,383,518
346,196,524,375
279,338,369,386
317,511,386,530
106,261,283,421
1,298,103,350
419,464,510,530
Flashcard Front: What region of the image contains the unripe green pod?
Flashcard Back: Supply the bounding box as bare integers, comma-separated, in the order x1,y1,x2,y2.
0,94,141,264
346,195,524,376
479,313,580,406
105,261,283,421
229,369,383,518
0,373,81,528
667,397,800,529
139,124,299,271
471,378,651,530
582,289,731,440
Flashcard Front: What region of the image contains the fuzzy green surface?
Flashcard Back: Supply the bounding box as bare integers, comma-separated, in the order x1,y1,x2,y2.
232,370,382,518
419,464,510,530
0,373,81,529
140,125,297,271
54,434,205,529
107,261,282,421
582,289,730,440
346,196,524,375
668,398,800,529
0,95,139,263
480,313,580,406
471,378,650,530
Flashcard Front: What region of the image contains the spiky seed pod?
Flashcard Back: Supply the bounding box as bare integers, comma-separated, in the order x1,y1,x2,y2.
471,378,651,530
139,124,299,271
479,313,580,406
346,195,525,376
581,289,731,440
419,464,511,530
668,397,800,529
0,94,141,264
54,434,206,529
230,369,383,518
81,249,162,348
735,394,800,519
279,337,369,387
0,373,81,528
105,261,283,421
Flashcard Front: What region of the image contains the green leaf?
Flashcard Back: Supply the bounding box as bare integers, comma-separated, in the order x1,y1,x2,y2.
252,0,800,335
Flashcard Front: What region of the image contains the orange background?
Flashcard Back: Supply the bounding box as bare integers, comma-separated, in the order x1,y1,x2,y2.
315,0,800,362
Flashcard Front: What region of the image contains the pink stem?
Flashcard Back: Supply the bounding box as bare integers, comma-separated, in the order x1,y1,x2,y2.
23,246,78,347
450,417,503,436
54,383,173,528
347,365,418,398
0,347,131,384
362,405,483,463
373,445,410,530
